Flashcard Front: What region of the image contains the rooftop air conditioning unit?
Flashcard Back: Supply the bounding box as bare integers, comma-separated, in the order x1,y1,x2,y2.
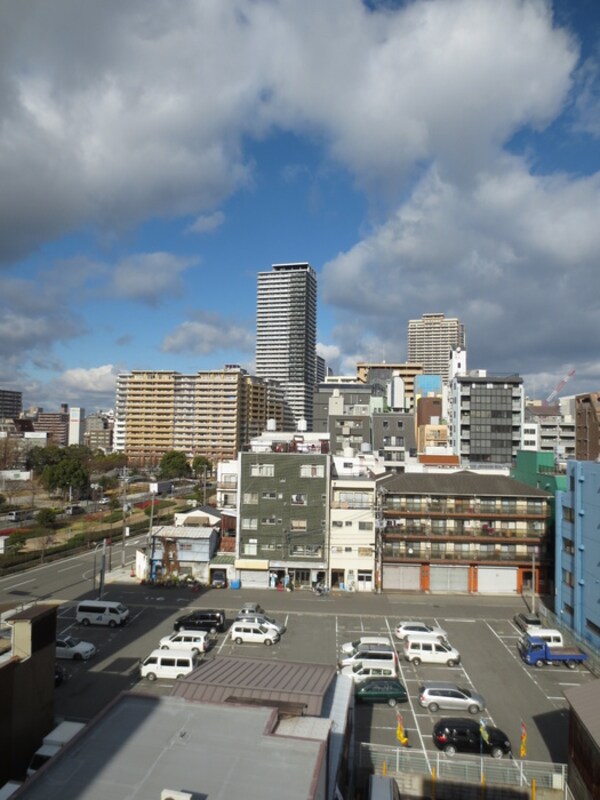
161,791,193,800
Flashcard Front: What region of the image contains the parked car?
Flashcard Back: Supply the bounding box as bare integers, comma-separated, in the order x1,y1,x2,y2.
432,718,512,759
235,613,286,635
355,678,408,707
418,681,486,714
341,663,398,682
395,621,447,641
229,622,279,646
173,609,225,633
341,636,393,656
211,570,227,589
513,612,542,632
159,630,209,654
237,602,265,617
56,636,97,661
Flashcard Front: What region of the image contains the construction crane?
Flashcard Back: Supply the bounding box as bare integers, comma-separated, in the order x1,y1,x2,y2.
545,369,575,405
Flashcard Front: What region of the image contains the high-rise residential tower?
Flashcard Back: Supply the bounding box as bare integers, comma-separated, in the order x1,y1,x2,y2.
256,262,317,429
407,313,466,382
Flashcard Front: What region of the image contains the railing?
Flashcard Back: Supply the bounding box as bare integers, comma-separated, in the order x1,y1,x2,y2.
382,549,541,563
357,743,568,795
383,526,545,538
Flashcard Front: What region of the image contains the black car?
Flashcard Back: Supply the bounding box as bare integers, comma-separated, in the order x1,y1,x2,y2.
173,609,225,633
432,718,512,759
355,678,408,707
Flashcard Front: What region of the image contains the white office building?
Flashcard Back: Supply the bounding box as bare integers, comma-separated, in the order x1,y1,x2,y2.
256,262,317,429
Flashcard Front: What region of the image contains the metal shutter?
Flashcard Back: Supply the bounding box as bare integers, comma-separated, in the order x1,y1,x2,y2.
478,567,517,594
429,566,469,592
383,565,421,591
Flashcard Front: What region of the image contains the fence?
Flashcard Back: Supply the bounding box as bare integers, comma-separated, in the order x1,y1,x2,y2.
358,743,569,798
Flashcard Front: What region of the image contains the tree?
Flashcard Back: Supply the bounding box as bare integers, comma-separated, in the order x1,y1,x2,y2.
0,493,6,509
6,532,26,553
192,455,212,477
159,451,192,479
36,508,57,529
40,458,90,499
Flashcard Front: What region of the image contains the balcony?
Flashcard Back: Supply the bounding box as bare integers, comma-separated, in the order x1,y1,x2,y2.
382,548,542,564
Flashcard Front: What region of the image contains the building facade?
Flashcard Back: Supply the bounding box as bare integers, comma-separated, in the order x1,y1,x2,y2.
407,313,465,382
448,372,524,466
236,451,329,589
329,475,377,592
255,262,317,430
555,461,600,651
114,367,285,466
575,392,600,460
379,471,551,594
0,389,22,421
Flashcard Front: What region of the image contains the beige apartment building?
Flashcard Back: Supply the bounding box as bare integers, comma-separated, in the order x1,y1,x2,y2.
114,367,286,467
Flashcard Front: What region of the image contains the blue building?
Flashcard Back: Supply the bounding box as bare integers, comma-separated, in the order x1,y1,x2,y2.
555,461,600,650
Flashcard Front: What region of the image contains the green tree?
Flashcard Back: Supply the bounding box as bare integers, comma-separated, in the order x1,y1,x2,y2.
41,458,90,499
192,455,212,477
0,493,6,509
36,508,57,529
159,451,192,479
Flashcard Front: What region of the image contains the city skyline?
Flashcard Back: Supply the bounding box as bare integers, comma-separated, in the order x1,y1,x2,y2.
1,1,600,412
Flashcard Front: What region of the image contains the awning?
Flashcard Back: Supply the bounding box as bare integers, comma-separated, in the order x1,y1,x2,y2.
234,559,269,570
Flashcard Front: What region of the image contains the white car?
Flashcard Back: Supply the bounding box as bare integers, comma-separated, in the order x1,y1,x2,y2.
340,636,392,655
158,630,209,654
56,636,97,661
394,621,447,641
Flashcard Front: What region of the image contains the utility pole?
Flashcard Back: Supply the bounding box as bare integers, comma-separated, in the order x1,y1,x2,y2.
531,551,536,614
120,467,128,567
98,538,107,600
375,489,386,594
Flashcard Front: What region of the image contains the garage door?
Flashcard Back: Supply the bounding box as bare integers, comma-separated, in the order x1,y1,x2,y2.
383,565,420,591
430,566,469,592
478,567,517,594
239,569,269,589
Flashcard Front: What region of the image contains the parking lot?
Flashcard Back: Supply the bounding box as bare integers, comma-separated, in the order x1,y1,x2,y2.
50,582,596,768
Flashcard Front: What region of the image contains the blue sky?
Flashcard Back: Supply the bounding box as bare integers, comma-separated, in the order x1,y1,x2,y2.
1,0,600,412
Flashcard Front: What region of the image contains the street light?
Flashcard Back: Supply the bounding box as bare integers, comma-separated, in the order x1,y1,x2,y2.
92,539,107,599
120,467,128,568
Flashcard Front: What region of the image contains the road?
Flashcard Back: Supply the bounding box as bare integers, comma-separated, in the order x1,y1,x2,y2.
1,555,595,769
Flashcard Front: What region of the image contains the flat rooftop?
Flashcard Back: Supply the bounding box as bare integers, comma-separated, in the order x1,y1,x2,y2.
20,693,327,800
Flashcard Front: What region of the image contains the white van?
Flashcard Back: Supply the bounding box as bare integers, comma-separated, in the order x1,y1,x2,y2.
158,630,209,654
229,622,279,646
76,600,130,628
340,662,398,682
520,628,564,648
340,636,393,655
403,636,461,666
26,721,86,777
140,649,198,681
338,644,397,669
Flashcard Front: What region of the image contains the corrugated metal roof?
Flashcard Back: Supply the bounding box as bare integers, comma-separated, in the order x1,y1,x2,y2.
565,680,600,740
172,655,336,717
210,553,235,565
381,470,550,497
152,525,214,539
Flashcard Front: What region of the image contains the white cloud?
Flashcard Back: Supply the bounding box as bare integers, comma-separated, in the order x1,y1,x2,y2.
187,211,225,234
162,314,254,355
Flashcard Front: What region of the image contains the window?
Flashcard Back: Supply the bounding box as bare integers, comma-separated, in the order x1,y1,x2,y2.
261,516,276,525
241,517,257,530
162,658,176,667
243,541,257,556
300,464,324,478
332,520,343,528
243,492,258,504
290,519,307,531
291,493,307,505
359,521,373,531
563,506,574,523
344,546,352,553
250,463,274,477
261,491,277,500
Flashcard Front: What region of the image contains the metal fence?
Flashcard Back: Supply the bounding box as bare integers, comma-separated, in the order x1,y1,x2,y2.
534,601,600,678
358,743,568,793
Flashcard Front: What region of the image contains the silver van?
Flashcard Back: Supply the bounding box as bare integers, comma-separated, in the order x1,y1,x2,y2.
76,600,130,627
140,649,198,681
403,636,460,666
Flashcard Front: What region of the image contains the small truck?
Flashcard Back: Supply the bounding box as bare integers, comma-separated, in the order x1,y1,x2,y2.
518,634,587,670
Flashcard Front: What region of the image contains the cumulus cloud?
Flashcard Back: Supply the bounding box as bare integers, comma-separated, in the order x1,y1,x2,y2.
162,313,254,355
110,252,197,306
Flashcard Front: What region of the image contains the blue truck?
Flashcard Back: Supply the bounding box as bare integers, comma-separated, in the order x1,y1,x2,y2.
518,634,587,670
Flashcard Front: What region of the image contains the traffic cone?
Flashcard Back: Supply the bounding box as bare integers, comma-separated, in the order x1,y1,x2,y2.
130,567,135,578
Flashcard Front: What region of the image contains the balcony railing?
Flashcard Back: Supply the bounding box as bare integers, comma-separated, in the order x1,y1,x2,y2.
383,525,545,539
382,548,543,563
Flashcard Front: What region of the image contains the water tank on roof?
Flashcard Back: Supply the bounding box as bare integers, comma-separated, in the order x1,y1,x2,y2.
361,442,371,453
297,418,307,432
267,418,277,431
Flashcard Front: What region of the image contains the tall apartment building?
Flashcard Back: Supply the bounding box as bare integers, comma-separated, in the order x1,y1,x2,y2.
0,389,22,420
448,372,524,466
356,362,423,412
522,402,576,460
256,262,317,430
407,313,465,382
114,367,284,467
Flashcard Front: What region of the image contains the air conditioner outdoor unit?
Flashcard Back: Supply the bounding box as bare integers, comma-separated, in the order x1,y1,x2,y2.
161,791,193,800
